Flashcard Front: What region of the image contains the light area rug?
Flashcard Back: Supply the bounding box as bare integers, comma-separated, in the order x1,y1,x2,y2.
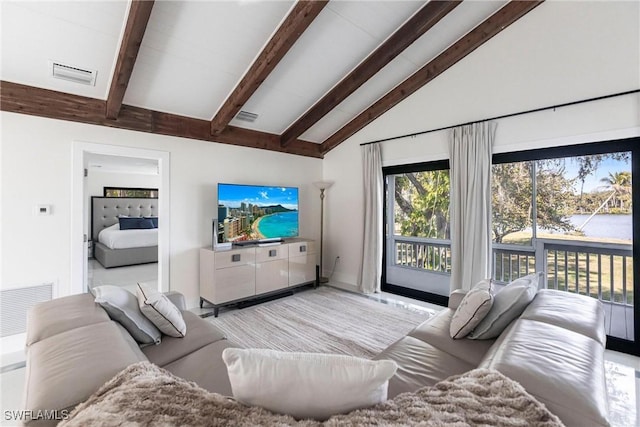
59,362,564,427
208,286,434,359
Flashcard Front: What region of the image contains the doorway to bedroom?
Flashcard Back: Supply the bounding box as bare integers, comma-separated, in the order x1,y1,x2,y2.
71,142,170,296
85,153,160,294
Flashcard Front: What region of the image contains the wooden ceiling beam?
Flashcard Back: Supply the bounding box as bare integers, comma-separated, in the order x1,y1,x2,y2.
105,0,155,120
280,0,462,147
320,0,544,155
210,0,328,135
1,81,322,158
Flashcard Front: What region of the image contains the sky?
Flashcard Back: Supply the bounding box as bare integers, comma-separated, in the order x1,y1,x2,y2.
218,184,299,210
562,155,631,194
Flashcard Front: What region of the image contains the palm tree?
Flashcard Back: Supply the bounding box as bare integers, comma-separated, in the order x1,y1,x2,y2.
600,171,632,210
576,171,631,231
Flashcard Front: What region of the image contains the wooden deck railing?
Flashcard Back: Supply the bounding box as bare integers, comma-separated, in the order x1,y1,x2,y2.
394,237,451,274
393,236,633,306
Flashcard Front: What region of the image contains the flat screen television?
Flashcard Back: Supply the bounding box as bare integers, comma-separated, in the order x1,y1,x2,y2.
217,183,299,244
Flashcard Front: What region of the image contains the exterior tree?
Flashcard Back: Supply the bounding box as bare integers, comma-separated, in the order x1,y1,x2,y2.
574,152,630,210
491,162,532,244
491,160,575,243
394,154,631,245
394,171,450,239
599,171,632,211
534,159,576,235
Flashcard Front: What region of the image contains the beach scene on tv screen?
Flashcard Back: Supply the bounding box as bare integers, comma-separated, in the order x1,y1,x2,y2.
218,184,299,242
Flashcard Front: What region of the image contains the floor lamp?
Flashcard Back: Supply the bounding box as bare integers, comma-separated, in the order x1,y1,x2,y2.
314,181,333,283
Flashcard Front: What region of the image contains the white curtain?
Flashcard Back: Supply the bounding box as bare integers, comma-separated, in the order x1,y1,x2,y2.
360,143,383,294
448,122,496,292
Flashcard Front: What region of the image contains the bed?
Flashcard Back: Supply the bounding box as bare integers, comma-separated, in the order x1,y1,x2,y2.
91,197,159,268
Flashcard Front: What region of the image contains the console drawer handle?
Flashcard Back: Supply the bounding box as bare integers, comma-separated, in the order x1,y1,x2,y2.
231,254,241,262
299,245,306,253
269,250,277,257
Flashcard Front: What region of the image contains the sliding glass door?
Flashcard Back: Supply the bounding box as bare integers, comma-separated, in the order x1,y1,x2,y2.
383,139,639,354
492,140,638,354
383,161,451,302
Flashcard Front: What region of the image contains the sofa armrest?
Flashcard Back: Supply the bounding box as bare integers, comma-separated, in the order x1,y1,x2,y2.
448,289,467,310
164,291,186,311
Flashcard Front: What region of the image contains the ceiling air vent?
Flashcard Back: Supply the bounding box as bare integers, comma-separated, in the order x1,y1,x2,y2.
50,61,97,86
235,110,259,122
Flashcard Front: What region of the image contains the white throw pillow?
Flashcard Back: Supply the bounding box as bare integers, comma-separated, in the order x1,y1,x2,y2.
449,279,493,339
221,348,398,421
469,272,541,340
136,284,186,338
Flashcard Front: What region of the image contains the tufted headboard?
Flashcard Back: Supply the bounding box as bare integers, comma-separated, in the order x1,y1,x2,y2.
91,196,159,242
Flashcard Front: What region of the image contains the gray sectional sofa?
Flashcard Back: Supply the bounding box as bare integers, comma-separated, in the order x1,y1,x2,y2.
23,287,609,426
375,288,610,426
23,291,239,426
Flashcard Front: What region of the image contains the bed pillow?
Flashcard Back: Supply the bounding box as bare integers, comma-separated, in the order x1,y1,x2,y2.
144,216,159,228
449,279,493,339
222,348,397,421
93,285,161,345
119,217,155,230
136,284,186,338
469,273,541,340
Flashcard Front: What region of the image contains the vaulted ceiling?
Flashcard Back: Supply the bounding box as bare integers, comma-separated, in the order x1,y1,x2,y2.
0,0,544,158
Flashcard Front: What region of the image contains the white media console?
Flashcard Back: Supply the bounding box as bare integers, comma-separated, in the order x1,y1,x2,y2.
199,238,317,316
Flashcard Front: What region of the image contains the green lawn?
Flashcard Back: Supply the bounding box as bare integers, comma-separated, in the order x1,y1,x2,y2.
497,232,633,304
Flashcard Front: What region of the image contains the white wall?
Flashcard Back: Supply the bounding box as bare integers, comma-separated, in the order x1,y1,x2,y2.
1,112,322,308
322,0,640,290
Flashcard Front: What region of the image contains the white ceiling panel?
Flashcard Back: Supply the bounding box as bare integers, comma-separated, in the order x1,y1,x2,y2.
300,57,418,142
123,0,294,119
229,82,308,134
325,1,426,43
332,56,419,116
299,107,353,143
123,46,240,120
400,1,508,67
235,1,426,134
0,1,127,99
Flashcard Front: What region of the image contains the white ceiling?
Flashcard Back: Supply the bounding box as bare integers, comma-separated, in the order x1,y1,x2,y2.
0,0,523,144
1,1,127,99
86,153,159,175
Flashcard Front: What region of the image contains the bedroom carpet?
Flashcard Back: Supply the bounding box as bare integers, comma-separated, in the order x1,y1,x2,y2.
208,286,433,359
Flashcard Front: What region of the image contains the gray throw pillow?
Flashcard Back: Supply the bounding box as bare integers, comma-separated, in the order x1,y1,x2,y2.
469,273,541,340
94,285,161,345
449,279,493,339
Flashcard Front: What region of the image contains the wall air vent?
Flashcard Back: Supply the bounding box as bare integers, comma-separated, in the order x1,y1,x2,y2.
235,110,259,122
50,61,97,86
1,283,54,337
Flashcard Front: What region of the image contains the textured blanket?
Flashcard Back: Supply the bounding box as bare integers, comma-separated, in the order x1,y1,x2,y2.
60,362,564,427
